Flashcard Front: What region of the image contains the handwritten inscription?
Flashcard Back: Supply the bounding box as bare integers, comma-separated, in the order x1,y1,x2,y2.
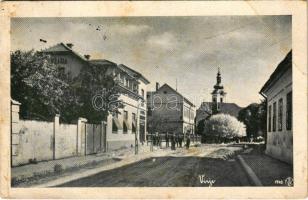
198,174,216,187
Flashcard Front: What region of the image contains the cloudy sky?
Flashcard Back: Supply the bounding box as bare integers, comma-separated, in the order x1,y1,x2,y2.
11,16,291,108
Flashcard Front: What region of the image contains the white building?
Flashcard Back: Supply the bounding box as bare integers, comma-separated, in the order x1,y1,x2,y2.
43,43,150,150
91,60,150,149
260,50,292,164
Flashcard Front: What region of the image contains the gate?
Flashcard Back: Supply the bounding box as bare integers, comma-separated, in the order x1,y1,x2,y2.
85,122,107,155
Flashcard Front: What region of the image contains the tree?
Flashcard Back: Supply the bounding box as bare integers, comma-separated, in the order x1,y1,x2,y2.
11,50,68,120
204,114,246,143
238,100,267,140
11,50,122,123
196,118,206,135
62,63,123,123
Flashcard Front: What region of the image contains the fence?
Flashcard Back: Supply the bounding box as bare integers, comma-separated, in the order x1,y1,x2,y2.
11,100,107,167
146,133,201,144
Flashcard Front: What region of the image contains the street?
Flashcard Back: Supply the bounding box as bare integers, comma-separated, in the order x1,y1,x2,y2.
58,145,250,187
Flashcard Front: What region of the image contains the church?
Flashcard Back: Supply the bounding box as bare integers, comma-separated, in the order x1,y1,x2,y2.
195,69,242,127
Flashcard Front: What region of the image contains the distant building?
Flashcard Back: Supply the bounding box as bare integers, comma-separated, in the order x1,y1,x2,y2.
260,50,292,164
147,83,196,135
196,69,242,126
43,43,150,150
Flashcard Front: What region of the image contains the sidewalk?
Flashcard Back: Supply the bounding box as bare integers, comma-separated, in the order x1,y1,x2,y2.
238,145,293,186
12,144,154,187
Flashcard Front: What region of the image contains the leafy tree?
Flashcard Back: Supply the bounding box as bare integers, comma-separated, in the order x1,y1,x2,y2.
62,63,123,123
196,118,206,135
11,50,122,123
238,100,267,140
204,114,246,142
11,50,68,121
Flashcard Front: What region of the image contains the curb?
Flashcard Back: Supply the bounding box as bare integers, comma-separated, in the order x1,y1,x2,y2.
236,155,263,186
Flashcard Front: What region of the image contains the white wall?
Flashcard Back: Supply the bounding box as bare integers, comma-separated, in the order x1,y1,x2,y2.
265,67,292,164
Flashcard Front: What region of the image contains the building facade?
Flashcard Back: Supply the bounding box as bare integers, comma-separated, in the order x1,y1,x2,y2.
260,50,292,164
43,43,150,150
147,83,196,135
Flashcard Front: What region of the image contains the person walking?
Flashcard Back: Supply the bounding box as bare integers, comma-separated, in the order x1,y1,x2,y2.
171,133,176,150
186,134,191,149
166,132,169,148
179,134,183,148
175,134,179,147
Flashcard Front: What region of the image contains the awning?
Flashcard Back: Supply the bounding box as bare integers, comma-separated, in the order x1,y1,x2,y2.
123,119,132,130
113,117,123,130
132,120,137,132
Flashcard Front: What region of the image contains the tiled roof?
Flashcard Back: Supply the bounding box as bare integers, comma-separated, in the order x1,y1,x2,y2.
118,64,150,84
198,102,242,118
42,43,88,62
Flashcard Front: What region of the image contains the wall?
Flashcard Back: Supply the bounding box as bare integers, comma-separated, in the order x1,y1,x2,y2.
14,120,54,166
11,101,101,166
105,95,140,150
56,123,78,159
265,67,292,164
147,85,185,134
51,53,86,78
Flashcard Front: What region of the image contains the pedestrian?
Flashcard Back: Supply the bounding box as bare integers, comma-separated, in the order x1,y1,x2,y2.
175,134,179,147
166,132,169,148
171,133,176,150
155,131,159,146
179,134,183,148
186,134,191,149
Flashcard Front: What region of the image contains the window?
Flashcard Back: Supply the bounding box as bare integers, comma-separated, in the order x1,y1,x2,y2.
123,111,128,133
273,102,277,132
286,92,292,130
141,89,145,98
112,117,122,133
147,108,152,116
132,113,136,134
220,97,223,103
125,78,129,87
268,105,272,132
278,98,283,131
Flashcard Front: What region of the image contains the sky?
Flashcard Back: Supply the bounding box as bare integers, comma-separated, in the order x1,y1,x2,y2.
11,16,291,108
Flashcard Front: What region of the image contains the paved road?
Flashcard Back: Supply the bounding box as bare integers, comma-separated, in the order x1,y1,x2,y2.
58,145,251,187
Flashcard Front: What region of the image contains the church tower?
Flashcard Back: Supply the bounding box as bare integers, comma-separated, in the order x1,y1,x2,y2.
211,68,226,114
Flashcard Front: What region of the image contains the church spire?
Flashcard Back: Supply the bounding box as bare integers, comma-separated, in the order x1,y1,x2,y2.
211,67,226,114
216,67,221,85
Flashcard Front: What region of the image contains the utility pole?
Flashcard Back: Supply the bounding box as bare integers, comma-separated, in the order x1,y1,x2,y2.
135,100,141,155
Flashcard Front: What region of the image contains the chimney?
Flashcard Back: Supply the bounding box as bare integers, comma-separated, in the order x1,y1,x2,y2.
66,43,74,48
156,82,160,91
84,55,91,60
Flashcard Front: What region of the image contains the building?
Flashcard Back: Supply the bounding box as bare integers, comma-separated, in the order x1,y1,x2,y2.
147,83,196,135
43,43,150,150
260,50,292,164
196,69,242,126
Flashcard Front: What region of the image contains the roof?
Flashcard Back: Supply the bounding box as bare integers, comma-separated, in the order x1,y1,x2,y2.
90,59,117,67
260,50,292,95
158,83,195,107
43,43,150,84
197,102,242,118
42,43,88,63
118,64,150,84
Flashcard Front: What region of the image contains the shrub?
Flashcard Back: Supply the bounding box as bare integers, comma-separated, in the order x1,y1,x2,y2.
204,114,246,140
54,164,63,173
